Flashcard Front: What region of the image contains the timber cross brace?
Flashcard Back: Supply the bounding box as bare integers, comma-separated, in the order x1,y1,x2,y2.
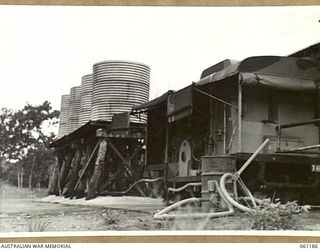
81,135,145,200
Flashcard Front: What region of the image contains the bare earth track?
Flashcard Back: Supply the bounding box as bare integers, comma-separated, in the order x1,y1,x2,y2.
1,183,320,232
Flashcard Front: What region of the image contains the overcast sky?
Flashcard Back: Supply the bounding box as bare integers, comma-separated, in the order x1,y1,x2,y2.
0,5,319,111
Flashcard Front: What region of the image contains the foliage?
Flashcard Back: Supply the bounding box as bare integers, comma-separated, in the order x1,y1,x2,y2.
248,199,310,230
0,101,59,161
0,101,59,188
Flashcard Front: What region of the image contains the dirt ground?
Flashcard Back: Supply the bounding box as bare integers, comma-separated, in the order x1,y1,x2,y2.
1,183,320,232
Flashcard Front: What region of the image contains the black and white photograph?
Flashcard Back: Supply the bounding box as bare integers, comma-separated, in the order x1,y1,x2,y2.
0,4,320,236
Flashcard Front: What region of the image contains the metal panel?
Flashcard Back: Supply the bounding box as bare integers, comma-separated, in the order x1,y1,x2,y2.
92,60,150,123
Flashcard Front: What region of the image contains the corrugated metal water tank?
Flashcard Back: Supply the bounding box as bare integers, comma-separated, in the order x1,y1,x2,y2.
70,86,81,132
57,94,71,138
79,74,93,126
92,60,150,123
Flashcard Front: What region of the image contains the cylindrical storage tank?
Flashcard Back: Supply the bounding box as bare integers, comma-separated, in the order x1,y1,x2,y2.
79,74,93,126
69,86,81,132
57,94,71,138
92,60,150,123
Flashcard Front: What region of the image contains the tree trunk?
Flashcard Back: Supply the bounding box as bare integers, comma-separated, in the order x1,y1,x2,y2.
28,155,37,191
86,139,108,200
20,168,24,188
17,168,20,188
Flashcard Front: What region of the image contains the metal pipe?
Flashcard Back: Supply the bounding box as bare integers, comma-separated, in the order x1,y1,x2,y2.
168,182,202,193
236,138,270,177
278,144,320,152
194,87,238,109
277,122,281,152
227,121,237,154
223,104,227,154
276,118,320,130
237,78,242,153
208,85,214,155
164,122,170,205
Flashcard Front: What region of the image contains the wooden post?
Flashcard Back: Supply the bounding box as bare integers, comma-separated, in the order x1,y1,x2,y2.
73,143,95,199
86,139,108,200
59,151,73,194
64,148,82,198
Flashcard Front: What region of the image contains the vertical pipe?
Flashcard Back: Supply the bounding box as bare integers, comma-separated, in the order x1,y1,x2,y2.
145,115,149,167
164,122,170,205
238,76,242,153
317,83,320,146
208,85,214,155
276,92,281,152
277,125,281,151
223,103,227,154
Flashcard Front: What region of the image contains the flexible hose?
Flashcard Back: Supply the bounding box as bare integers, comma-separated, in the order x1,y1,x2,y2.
168,182,201,193
154,181,234,220
219,173,256,213
100,177,164,196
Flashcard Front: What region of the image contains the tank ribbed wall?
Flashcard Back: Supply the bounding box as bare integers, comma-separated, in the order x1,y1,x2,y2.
92,60,150,123
79,74,93,126
57,94,71,138
69,86,81,132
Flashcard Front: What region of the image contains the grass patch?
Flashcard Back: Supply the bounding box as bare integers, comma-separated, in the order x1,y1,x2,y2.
0,182,48,199
27,218,50,232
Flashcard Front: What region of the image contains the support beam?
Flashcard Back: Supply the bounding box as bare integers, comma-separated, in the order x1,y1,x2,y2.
106,138,146,197
63,148,82,198
71,141,100,199
59,151,73,194
74,144,94,199
86,139,108,200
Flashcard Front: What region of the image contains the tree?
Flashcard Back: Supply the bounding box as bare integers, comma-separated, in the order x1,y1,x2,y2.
0,101,60,189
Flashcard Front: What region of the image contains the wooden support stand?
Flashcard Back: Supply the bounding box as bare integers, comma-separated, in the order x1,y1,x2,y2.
64,148,82,198
59,151,73,194
86,139,108,200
